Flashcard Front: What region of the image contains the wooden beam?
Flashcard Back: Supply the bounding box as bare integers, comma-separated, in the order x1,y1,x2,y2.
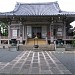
24,22,50,24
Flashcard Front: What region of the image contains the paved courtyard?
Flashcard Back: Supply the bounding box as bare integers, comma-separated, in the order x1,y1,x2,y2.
0,49,73,75
52,51,75,75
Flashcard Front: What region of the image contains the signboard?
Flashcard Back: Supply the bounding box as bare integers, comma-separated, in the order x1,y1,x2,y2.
12,30,17,38
58,28,62,31
27,26,32,38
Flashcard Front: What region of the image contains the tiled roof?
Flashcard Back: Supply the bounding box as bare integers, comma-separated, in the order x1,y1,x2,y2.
0,13,6,15
0,2,75,16
12,2,60,15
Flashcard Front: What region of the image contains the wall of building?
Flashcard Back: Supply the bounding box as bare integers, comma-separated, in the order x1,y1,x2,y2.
7,16,73,45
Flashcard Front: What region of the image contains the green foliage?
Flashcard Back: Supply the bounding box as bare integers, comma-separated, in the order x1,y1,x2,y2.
73,32,75,35
3,32,8,36
0,21,8,36
72,40,75,47
0,22,7,28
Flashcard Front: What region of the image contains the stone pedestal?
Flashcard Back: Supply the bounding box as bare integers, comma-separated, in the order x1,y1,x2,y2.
9,46,18,51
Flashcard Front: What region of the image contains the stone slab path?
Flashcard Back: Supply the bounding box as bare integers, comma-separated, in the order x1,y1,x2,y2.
0,51,72,75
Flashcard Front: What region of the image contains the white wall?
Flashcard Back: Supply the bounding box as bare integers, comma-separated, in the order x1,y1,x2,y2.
42,26,47,38
27,26,32,38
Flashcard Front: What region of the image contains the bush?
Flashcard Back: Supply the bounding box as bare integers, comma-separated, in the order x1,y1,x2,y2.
72,40,75,47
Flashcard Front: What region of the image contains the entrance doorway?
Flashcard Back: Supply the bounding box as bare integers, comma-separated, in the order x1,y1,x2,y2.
32,27,41,38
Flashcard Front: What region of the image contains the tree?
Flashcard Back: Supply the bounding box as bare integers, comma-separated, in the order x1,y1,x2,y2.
72,29,75,47
0,21,8,36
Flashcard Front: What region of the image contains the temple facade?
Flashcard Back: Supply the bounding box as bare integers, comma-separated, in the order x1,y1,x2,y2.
0,2,75,45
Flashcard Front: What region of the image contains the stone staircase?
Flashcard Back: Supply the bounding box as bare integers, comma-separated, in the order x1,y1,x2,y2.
18,44,55,51
27,39,46,45
18,39,55,51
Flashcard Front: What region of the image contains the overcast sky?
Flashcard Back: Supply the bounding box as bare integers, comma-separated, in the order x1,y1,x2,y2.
0,0,75,27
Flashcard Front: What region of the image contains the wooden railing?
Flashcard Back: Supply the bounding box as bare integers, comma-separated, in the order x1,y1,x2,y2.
0,36,8,39
66,36,73,39
53,36,73,39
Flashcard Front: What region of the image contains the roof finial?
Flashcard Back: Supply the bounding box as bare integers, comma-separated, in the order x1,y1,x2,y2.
16,2,20,5
55,1,58,3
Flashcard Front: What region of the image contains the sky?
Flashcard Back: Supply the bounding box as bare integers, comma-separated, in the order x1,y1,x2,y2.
0,0,75,27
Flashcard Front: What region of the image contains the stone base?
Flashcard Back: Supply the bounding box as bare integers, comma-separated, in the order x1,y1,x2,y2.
33,45,39,48
56,48,65,51
9,46,18,51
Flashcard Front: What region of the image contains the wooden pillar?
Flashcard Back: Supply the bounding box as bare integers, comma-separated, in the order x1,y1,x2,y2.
63,22,66,39
19,22,23,44
19,25,20,38
50,23,54,44
50,24,51,39
22,25,24,40
25,25,27,39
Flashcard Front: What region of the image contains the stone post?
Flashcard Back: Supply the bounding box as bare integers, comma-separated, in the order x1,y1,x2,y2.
0,35,1,45
8,25,10,45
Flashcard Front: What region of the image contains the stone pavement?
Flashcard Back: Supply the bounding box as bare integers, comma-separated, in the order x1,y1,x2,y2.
0,51,72,75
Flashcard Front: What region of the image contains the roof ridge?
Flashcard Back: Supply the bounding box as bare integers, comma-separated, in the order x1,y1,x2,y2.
16,1,58,5
12,1,60,14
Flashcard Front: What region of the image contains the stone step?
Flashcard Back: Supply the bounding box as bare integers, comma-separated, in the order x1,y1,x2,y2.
27,39,46,45
18,44,55,51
